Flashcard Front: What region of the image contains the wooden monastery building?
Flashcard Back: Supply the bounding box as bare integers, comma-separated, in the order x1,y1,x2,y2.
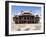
13,11,40,24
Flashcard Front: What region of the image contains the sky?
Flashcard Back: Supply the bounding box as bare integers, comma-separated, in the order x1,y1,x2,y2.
11,5,41,16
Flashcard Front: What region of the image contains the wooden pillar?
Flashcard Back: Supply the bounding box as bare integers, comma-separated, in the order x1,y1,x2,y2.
29,17,30,23
23,17,24,24
26,17,27,23
18,17,19,23
34,17,35,23
31,17,32,23
18,20,19,24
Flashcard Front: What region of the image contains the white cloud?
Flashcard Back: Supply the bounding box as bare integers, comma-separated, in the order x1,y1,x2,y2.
18,12,21,15
34,12,41,17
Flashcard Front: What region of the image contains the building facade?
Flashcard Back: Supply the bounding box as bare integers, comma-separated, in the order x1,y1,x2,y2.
13,11,40,24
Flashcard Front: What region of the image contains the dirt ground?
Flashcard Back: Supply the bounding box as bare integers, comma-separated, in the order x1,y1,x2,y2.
11,23,41,31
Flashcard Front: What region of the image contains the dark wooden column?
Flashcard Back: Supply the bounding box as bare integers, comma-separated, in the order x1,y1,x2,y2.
34,17,35,23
